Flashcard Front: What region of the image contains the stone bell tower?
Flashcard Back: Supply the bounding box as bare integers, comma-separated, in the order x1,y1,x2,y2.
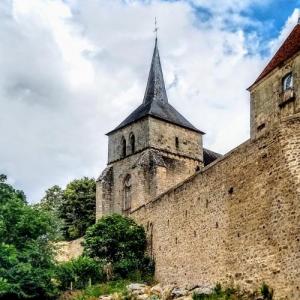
96,38,205,220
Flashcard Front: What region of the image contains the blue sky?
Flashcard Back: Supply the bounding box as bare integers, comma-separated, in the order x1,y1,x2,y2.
190,0,300,55
0,0,299,202
245,1,299,47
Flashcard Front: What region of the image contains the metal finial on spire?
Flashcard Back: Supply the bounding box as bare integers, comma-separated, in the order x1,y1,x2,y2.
154,17,159,39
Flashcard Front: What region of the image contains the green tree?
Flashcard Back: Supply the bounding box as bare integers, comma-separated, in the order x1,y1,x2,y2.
83,214,151,278
0,175,58,299
59,177,96,240
36,185,64,240
39,185,63,214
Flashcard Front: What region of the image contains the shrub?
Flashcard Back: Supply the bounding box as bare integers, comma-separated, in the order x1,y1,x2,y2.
113,258,140,278
56,256,104,290
84,214,147,263
261,283,273,300
83,214,153,281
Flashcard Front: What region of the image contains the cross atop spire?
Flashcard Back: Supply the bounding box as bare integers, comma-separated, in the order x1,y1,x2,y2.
154,17,159,39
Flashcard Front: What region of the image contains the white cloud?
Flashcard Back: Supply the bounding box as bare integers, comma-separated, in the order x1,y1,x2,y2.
0,0,294,202
269,8,300,54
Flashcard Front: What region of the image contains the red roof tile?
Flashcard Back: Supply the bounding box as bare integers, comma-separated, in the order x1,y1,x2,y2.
251,24,300,88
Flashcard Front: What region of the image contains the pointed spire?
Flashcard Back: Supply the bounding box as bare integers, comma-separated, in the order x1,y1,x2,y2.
143,38,168,105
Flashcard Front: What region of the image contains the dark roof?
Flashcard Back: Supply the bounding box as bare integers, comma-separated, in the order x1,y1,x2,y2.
107,39,203,135
203,148,222,166
250,23,300,88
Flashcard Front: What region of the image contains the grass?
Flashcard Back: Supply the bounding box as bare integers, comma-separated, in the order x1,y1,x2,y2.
73,279,131,300
58,269,155,300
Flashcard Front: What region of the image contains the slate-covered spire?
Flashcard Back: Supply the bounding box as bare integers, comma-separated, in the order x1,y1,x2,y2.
143,38,168,105
107,38,204,135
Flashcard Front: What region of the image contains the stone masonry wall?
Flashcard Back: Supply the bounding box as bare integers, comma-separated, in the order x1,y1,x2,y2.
98,116,203,219
107,116,203,163
108,118,149,163
250,53,300,139
148,117,203,161
130,117,300,300
96,149,200,218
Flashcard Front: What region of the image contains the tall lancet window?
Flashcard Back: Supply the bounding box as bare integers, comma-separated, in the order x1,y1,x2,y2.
123,174,132,212
129,133,135,154
121,136,126,158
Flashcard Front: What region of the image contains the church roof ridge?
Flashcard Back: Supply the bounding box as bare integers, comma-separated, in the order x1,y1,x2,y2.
107,38,204,135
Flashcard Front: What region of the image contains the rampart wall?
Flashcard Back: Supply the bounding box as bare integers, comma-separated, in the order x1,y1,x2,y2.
130,116,300,300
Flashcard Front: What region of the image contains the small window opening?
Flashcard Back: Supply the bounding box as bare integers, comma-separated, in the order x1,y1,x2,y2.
195,166,200,172
121,137,126,158
283,73,293,91
175,237,178,244
228,187,234,195
185,210,188,218
257,123,265,132
129,133,135,154
175,137,179,149
123,174,131,212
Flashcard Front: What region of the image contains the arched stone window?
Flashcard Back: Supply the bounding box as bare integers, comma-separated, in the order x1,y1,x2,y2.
121,136,126,158
129,133,135,154
123,174,132,212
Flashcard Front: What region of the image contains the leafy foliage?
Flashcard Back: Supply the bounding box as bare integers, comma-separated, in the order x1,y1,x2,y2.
39,177,96,240
261,283,273,300
35,185,64,240
0,175,58,299
84,214,153,279
84,214,146,263
56,256,104,290
80,280,130,300
58,177,96,240
39,185,63,214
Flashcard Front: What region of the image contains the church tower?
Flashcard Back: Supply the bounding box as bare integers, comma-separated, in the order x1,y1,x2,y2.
249,22,300,139
96,39,205,219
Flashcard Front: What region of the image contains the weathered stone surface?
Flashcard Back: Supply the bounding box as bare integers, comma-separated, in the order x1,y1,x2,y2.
55,237,84,262
150,284,163,296
127,283,148,295
249,49,300,139
98,296,113,300
136,294,149,300
171,287,189,298
131,117,300,300
161,285,175,300
191,286,213,295
96,116,203,218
